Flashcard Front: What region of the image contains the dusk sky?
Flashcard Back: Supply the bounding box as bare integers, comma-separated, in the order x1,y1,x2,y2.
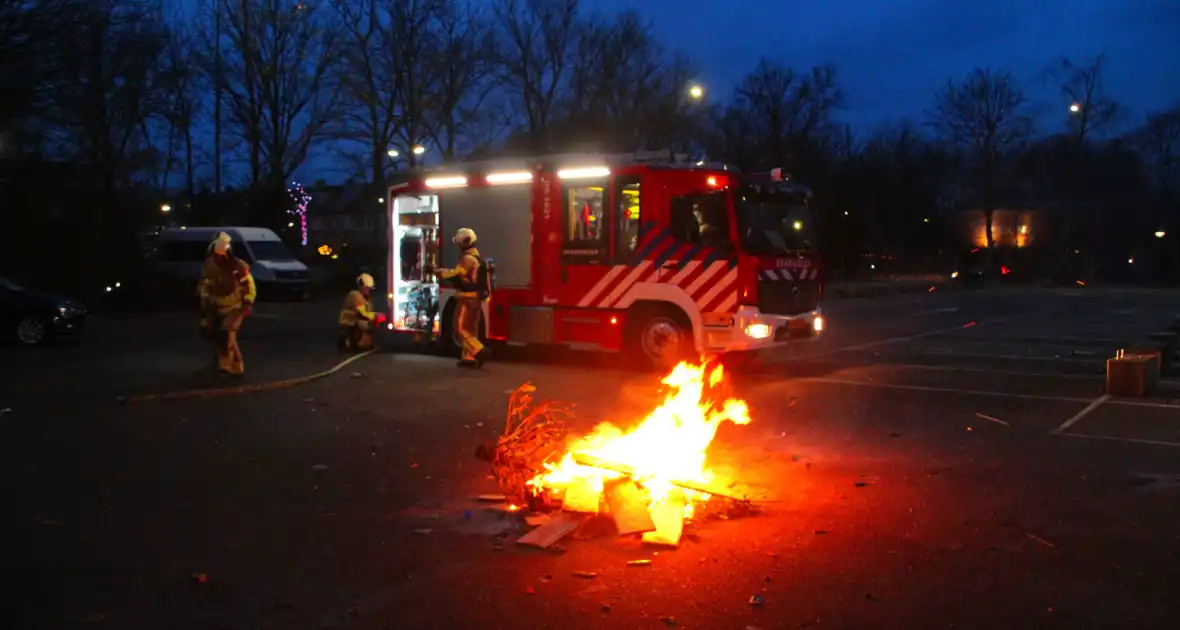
175,0,1180,179
593,0,1180,131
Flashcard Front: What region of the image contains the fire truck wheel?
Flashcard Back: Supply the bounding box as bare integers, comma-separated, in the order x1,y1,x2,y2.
627,305,692,370
438,300,486,356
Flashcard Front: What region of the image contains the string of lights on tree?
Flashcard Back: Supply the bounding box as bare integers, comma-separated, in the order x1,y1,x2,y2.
288,181,311,246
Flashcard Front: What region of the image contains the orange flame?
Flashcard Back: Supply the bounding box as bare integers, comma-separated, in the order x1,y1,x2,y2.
528,362,750,523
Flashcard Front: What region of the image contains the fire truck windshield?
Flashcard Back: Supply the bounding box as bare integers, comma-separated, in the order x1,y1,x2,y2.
734,189,815,254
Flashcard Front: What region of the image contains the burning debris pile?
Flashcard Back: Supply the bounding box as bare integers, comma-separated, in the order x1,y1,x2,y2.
477,361,756,549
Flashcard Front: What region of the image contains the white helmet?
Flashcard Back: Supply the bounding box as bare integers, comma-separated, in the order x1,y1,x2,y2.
208,231,232,253
453,228,477,248
357,273,375,289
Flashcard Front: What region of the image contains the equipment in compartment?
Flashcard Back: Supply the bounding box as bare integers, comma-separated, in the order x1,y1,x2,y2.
401,283,438,333
390,195,441,333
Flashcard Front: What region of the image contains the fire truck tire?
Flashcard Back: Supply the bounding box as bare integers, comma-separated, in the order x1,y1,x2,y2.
438,299,487,357
626,304,692,371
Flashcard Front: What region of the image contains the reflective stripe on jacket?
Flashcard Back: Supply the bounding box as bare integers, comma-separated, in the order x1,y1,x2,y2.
437,247,481,299
339,290,375,326
198,255,256,315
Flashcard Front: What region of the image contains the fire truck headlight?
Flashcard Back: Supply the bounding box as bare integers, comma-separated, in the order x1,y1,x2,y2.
387,323,394,330
745,323,772,339
813,316,824,333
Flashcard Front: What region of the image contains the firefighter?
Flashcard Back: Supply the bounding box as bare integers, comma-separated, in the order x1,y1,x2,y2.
198,232,256,377
338,273,384,352
427,227,492,368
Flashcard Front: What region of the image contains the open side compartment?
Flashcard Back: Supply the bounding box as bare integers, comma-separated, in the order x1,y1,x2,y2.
389,194,440,335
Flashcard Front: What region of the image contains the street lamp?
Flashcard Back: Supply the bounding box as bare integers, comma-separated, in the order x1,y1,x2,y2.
387,148,399,158
1155,230,1166,238
160,204,171,213
412,144,426,155
687,83,704,100
1069,102,1081,114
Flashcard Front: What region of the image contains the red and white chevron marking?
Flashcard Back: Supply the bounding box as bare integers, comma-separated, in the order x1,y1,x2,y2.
759,267,818,281
577,261,739,313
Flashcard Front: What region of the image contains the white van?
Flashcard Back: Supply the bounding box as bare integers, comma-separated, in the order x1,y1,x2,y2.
154,227,312,300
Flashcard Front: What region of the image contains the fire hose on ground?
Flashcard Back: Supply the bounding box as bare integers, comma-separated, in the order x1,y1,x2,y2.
118,349,377,405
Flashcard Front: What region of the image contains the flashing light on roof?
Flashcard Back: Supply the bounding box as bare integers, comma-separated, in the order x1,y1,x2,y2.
424,175,467,189
486,171,533,185
557,166,610,180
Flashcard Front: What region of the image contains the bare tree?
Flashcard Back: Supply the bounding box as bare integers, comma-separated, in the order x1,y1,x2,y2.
493,0,579,151
1135,105,1180,197
213,0,342,203
387,0,447,168
1045,54,1120,144
331,0,404,187
0,0,70,153
425,0,502,159
147,16,204,203
928,67,1034,248
50,1,168,181
719,59,843,171
558,9,695,152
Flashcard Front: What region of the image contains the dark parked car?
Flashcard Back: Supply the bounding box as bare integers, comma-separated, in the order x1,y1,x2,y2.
0,276,87,345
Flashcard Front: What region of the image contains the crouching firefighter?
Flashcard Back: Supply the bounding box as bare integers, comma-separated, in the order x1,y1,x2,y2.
338,273,385,352
198,232,256,377
427,227,494,368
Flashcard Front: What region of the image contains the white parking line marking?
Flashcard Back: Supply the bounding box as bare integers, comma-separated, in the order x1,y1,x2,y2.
1051,395,1110,434
856,362,1105,380
800,378,1180,411
804,377,1092,403
916,350,1102,365
1060,433,1180,448
796,317,1012,359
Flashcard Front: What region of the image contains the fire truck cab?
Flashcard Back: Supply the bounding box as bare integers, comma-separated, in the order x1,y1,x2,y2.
385,151,825,367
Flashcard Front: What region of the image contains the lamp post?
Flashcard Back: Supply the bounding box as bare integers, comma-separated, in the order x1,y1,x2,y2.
387,144,428,169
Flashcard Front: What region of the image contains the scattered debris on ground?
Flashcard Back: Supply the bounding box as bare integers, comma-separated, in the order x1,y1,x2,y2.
471,366,763,552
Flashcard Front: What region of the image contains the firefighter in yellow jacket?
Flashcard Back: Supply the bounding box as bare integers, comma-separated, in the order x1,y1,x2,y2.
338,273,384,351
198,232,256,376
428,228,491,368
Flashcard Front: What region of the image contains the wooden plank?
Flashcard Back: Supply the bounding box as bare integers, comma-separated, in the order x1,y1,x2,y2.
561,483,602,514
642,490,687,548
516,512,589,549
603,478,655,535
572,453,739,500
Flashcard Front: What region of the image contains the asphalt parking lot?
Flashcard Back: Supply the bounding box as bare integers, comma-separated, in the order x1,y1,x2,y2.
3,287,1180,629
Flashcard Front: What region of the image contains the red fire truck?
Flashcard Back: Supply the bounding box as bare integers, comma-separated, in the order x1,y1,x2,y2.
384,151,825,367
